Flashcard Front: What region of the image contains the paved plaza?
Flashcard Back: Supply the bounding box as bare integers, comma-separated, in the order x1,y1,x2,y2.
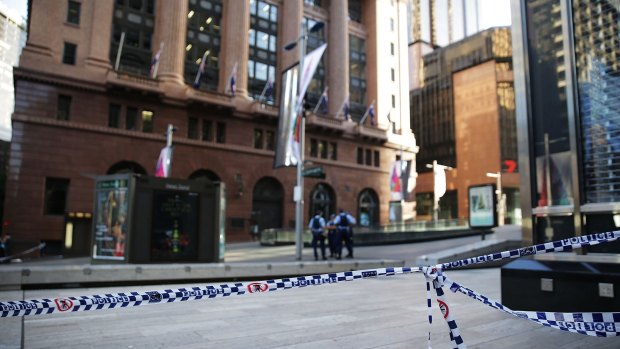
1,227,619,348
2,268,620,348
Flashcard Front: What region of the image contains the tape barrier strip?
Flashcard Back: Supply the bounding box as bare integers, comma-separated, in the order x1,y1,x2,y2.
0,230,619,341
0,267,419,318
439,273,620,338
423,267,466,349
441,230,620,270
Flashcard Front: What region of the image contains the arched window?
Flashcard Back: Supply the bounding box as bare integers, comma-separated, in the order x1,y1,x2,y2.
251,177,284,231
188,169,220,182
358,188,379,227
106,161,147,175
309,183,336,218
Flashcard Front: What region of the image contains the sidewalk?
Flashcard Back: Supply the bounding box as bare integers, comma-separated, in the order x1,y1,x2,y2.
0,226,521,290
2,268,619,348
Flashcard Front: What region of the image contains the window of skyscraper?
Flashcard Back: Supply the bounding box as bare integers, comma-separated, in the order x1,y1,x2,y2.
265,130,275,150
57,94,72,121
44,177,70,215
188,117,198,139
310,138,318,157
141,110,153,133
573,0,620,204
126,107,137,130
67,1,81,25
108,103,121,128
110,0,155,75
184,0,222,91
348,0,362,23
304,0,321,7
216,122,226,143
62,42,77,65
202,120,213,141
248,1,278,102
254,129,263,149
329,142,337,160
349,35,367,121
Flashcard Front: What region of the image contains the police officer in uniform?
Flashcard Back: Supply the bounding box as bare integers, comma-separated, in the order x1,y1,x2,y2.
333,209,356,259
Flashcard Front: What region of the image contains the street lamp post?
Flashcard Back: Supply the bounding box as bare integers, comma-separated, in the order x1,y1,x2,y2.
284,20,324,261
486,171,505,226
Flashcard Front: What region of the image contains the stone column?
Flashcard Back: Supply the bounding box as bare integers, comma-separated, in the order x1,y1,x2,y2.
153,0,188,84
280,1,302,71
85,0,114,70
220,0,250,97
328,0,349,116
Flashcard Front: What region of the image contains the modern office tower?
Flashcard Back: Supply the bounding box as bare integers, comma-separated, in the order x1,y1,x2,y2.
407,0,483,95
504,0,619,311
410,27,519,222
0,2,27,141
512,0,620,251
4,0,417,255
407,0,480,46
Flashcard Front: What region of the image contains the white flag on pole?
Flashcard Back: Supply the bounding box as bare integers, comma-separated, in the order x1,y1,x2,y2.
434,165,447,200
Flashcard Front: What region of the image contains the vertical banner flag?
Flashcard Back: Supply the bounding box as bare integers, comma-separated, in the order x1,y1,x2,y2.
228,62,238,96
390,161,403,201
289,43,328,165
273,44,327,168
193,51,207,88
155,146,173,178
273,65,298,168
434,164,447,202
150,42,164,79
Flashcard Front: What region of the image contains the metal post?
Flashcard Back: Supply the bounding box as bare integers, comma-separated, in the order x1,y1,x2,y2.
294,23,307,261
166,124,174,147
486,171,505,226
432,160,439,221
497,172,504,226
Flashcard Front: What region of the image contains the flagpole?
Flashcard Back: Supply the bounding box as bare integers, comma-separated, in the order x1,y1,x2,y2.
227,62,238,95
258,80,271,102
114,32,125,71
194,52,207,87
337,94,349,119
294,22,307,261
312,86,328,114
359,99,375,125
165,124,177,178
152,42,164,79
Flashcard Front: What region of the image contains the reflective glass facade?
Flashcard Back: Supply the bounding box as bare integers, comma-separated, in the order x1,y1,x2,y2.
514,0,620,252
184,0,222,91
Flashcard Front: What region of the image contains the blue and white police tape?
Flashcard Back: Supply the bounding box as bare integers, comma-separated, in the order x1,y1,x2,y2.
0,230,619,343
425,267,620,338
440,230,620,270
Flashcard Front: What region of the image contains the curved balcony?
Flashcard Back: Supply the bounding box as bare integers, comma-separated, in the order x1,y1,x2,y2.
105,69,162,95
305,113,346,133
355,124,388,143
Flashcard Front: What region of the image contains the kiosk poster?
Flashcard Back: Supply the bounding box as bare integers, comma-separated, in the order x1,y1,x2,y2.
468,184,497,228
151,191,199,261
93,179,129,260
